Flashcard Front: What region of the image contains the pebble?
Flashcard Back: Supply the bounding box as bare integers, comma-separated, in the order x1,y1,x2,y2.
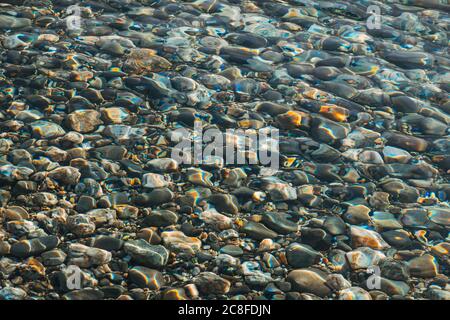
350,226,390,250
261,212,298,234
129,266,165,290
0,0,447,301
10,236,59,258
67,243,111,268
241,221,278,241
161,231,201,255
286,243,321,268
287,268,331,298
144,210,178,227
408,254,439,278
124,239,169,268
338,287,372,300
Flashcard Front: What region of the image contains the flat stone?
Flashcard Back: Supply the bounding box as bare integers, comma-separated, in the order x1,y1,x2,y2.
287,268,331,297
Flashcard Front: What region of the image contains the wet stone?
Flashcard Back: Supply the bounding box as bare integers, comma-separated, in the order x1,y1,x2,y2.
193,272,231,295
338,287,372,300
144,210,178,227
30,121,65,139
161,231,201,255
129,266,165,290
241,221,278,241
261,212,298,234
92,236,124,252
10,235,59,258
350,226,390,250
287,268,331,298
408,254,439,278
67,110,102,133
0,0,448,301
286,243,321,268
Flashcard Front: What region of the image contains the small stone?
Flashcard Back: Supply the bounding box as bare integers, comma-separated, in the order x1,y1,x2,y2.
161,231,201,255
286,243,321,268
193,272,231,295
63,289,104,300
199,209,233,230
33,192,58,207
0,287,27,300
67,110,102,133
30,121,65,139
220,245,243,257
343,205,371,224
381,229,412,249
241,221,278,240
338,287,372,300
325,274,351,292
144,210,178,227
67,214,96,236
378,277,410,297
48,166,81,185
92,236,124,251
67,243,112,267
142,173,171,189
323,216,347,235
287,268,331,297
345,247,386,270
408,254,439,278
10,235,59,258
379,258,410,281
261,212,298,234
41,249,67,266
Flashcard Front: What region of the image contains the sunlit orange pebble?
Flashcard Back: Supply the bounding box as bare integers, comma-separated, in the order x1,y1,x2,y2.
302,88,328,101
199,232,208,240
252,191,266,202
319,105,349,122
431,242,450,258
279,252,288,265
418,197,428,204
